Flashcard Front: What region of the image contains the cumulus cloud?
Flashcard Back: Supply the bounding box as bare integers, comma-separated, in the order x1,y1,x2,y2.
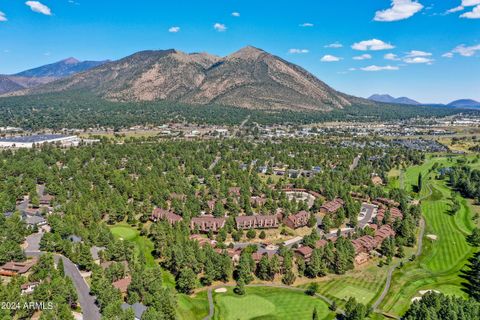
288,49,309,54
462,0,480,6
232,12,240,17
0,11,7,22
353,54,372,60
405,50,432,57
299,22,314,27
461,5,480,18
360,65,399,71
446,6,465,13
320,55,342,62
384,53,400,60
374,0,424,22
25,1,52,15
213,23,227,32
325,42,343,48
403,57,433,64
352,39,395,51
449,44,480,56
168,26,180,33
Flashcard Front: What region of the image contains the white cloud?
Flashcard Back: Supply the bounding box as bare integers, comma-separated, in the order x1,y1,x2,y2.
446,6,464,13
348,68,357,71
449,43,480,56
360,65,399,71
0,11,7,22
352,39,395,51
461,5,480,18
288,49,309,54
442,52,454,58
213,23,227,32
462,0,480,6
299,22,314,27
403,56,433,64
168,26,180,33
325,42,343,48
25,1,52,15
374,0,424,22
353,54,372,60
320,55,342,62
405,50,432,57
384,53,400,60
232,12,240,17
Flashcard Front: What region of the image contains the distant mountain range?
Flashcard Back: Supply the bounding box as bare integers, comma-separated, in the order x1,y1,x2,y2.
368,94,420,105
1,46,374,111
369,94,480,109
0,58,108,95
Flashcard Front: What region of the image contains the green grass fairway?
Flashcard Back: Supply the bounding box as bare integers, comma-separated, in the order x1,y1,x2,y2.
110,223,156,267
213,287,334,320
379,155,478,316
333,285,375,305
178,291,210,320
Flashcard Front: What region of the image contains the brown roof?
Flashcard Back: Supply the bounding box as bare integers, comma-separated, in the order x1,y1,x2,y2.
0,258,37,276
112,276,131,293
320,198,344,213
315,239,328,248
295,246,313,259
191,216,226,232
284,210,310,229
352,235,376,254
151,208,183,224
374,225,395,244
235,215,279,229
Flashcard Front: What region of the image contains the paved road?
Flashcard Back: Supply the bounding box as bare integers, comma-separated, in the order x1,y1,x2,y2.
25,232,101,320
208,155,221,170
202,283,343,320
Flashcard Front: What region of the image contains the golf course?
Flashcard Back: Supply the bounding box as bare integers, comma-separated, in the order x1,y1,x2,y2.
213,287,335,320
379,155,479,316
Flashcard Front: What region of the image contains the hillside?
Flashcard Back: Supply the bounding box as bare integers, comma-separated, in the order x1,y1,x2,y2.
448,99,480,109
5,46,361,111
368,94,420,105
0,58,108,94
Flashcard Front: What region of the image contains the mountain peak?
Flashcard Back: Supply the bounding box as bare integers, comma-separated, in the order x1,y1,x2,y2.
62,57,80,64
228,46,266,60
369,94,420,105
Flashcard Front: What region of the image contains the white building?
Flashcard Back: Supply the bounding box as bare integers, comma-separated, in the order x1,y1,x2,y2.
0,135,80,149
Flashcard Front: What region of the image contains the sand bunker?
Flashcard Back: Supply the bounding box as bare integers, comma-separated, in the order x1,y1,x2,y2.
215,287,227,293
426,234,438,240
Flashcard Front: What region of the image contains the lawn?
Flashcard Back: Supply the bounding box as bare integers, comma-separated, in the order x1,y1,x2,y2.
178,291,210,320
378,155,478,316
110,223,156,268
213,287,335,320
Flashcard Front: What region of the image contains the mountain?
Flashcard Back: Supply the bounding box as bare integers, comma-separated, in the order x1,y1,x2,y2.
368,94,420,105
447,99,480,109
14,57,108,78
0,58,108,94
4,46,360,111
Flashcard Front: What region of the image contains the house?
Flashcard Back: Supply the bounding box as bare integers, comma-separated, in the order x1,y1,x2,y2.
371,175,383,185
121,303,147,320
39,194,54,206
21,282,39,295
191,216,226,233
0,258,37,276
250,196,267,207
24,215,47,228
216,247,242,264
295,246,313,261
377,208,403,225
355,252,370,265
320,198,345,214
251,251,277,263
283,210,310,229
258,166,268,174
150,208,183,224
375,198,400,208
374,225,395,245
315,239,328,249
287,169,300,178
112,276,132,294
352,235,376,254
235,215,279,230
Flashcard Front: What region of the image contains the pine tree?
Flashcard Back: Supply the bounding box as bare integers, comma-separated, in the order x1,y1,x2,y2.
461,251,480,302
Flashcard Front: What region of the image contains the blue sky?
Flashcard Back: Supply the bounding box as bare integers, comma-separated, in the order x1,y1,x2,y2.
0,0,479,103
